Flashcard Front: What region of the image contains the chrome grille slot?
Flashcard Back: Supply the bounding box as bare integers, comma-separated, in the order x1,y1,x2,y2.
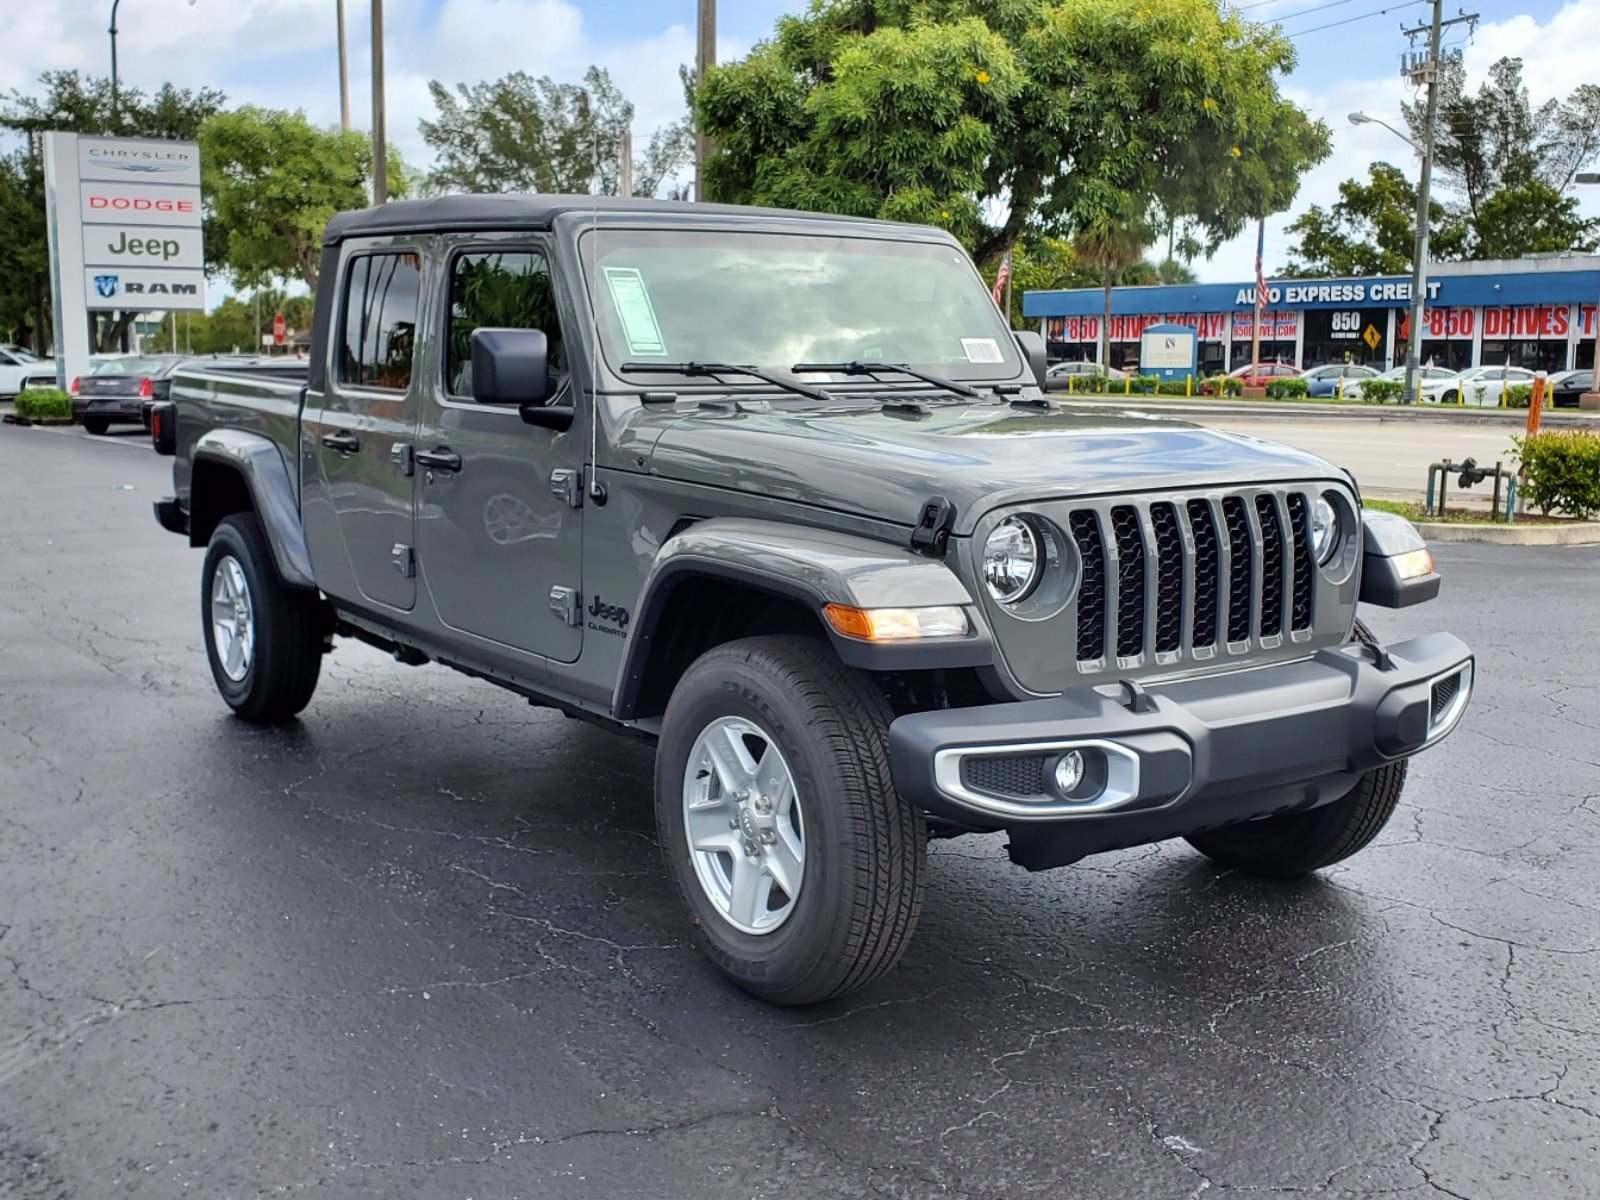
1110,506,1146,659
1150,502,1184,654
1254,493,1288,638
1221,497,1254,644
1186,499,1221,649
1070,511,1107,662
1285,493,1314,631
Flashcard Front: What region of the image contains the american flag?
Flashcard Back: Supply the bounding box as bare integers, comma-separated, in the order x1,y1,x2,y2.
1254,222,1269,310
992,251,1013,306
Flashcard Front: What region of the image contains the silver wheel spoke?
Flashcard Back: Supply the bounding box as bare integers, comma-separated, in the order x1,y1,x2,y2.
210,555,255,682
726,856,773,929
682,715,805,935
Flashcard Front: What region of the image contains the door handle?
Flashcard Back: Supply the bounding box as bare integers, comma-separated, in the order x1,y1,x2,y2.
415,447,463,474
321,431,361,454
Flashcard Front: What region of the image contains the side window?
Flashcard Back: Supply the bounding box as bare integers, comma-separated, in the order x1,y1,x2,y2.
339,251,422,391
446,251,565,398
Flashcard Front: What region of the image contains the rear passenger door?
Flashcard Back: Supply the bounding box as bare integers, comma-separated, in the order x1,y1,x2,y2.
302,246,425,613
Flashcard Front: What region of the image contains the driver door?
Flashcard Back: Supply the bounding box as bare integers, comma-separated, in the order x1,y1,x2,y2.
412,241,585,664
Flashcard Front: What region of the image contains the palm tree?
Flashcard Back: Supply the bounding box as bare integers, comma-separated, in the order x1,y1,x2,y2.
1074,210,1152,370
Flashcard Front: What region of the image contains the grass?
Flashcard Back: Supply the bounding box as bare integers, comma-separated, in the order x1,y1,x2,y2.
1363,497,1577,526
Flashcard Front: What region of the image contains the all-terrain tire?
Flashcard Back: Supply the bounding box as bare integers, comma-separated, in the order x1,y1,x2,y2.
1184,620,1407,877
201,513,324,723
655,635,927,1005
82,417,111,435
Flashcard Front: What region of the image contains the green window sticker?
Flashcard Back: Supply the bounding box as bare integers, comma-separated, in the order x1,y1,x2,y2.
603,266,667,357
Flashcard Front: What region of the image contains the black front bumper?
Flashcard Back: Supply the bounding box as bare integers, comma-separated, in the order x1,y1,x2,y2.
889,633,1473,870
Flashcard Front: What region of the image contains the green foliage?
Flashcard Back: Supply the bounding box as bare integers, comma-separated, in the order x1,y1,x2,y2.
1405,57,1600,220
420,67,691,198
1155,379,1193,396
1265,377,1309,399
14,389,71,420
0,71,224,351
1471,181,1598,260
1125,374,1161,394
1208,374,1243,397
1286,163,1467,277
1357,378,1403,404
201,107,406,289
1503,384,1534,410
1513,431,1600,519
698,0,1329,266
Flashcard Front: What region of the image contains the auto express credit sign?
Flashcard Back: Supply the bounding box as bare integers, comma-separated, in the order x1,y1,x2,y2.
43,133,206,387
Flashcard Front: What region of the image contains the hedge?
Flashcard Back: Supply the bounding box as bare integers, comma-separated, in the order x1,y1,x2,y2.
1206,374,1244,396
1514,430,1600,519
15,389,72,421
1265,378,1309,399
1503,384,1533,409
1358,378,1403,404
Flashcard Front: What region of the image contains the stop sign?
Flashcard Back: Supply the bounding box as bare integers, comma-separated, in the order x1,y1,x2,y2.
273,313,287,346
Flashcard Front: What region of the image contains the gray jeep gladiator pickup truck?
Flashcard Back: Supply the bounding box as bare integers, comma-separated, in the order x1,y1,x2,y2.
153,195,1473,1005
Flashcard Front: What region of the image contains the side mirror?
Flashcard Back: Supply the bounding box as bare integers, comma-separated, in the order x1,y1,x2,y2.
1013,330,1048,389
471,327,573,429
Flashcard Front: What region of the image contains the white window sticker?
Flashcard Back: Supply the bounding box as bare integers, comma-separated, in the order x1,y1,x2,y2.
603,266,667,357
961,337,1003,364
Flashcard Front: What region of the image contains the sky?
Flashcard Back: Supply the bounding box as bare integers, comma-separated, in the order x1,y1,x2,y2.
5,0,1599,290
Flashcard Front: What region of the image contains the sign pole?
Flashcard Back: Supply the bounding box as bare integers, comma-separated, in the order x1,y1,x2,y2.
371,0,388,204
42,133,93,391
1250,220,1264,379
1401,0,1447,405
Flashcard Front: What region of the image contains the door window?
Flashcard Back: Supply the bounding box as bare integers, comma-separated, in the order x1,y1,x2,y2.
446,251,566,397
339,252,422,390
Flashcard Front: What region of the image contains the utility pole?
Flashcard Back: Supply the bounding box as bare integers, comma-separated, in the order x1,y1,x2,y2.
108,0,123,121
336,0,351,131
1398,2,1476,404
371,0,388,204
619,128,634,199
695,0,715,201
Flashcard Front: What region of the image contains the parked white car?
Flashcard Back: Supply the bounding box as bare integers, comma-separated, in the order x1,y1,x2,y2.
1373,365,1460,403
0,345,57,398
1442,365,1538,407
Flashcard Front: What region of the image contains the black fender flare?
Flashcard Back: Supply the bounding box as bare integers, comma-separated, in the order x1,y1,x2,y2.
190,429,316,589
613,517,992,720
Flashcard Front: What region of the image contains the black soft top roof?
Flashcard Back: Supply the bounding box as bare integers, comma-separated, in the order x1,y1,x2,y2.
321,194,912,244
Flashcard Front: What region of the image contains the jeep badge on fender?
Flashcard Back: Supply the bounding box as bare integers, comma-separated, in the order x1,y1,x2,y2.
153,195,1473,1006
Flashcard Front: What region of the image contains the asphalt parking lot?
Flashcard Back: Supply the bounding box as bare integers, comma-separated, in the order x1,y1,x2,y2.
3,422,1598,1200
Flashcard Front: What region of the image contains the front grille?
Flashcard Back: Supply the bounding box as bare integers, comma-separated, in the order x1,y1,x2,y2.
1069,489,1317,667
1430,671,1460,720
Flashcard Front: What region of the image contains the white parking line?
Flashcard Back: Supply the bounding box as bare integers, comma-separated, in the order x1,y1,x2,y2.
21,424,154,452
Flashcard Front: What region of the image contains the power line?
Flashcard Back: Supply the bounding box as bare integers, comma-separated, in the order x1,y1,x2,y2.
1247,0,1366,26
1287,0,1425,39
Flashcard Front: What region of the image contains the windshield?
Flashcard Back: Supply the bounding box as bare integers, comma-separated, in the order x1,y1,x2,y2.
93,357,169,377
3,345,42,363
582,228,1022,386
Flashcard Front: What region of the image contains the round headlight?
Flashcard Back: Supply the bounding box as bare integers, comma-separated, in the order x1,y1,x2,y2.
1311,494,1341,565
983,517,1041,604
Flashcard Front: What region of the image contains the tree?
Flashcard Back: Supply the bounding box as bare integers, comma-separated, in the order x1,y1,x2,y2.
0,71,223,352
697,0,1328,267
1404,56,1600,220
1470,181,1598,261
201,107,407,289
419,67,692,197
1285,163,1467,277
1075,203,1154,366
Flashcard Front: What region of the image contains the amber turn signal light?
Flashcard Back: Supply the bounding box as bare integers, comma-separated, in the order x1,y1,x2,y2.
822,603,969,642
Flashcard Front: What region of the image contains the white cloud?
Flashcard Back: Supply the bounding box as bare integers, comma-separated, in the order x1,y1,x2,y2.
1198,0,1600,283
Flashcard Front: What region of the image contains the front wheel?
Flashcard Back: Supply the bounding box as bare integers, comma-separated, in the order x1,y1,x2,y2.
201,513,325,722
1441,389,1459,405
1185,620,1405,876
655,636,926,1005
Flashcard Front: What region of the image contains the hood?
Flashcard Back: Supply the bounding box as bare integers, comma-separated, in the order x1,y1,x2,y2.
637,402,1347,533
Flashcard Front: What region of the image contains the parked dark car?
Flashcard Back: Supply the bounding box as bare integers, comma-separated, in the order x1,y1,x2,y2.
73,355,190,434
1547,369,1593,409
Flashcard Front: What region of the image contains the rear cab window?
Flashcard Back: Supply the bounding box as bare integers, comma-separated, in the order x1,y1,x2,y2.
339,252,422,391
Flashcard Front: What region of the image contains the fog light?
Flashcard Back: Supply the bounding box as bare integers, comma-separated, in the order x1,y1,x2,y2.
1052,751,1085,796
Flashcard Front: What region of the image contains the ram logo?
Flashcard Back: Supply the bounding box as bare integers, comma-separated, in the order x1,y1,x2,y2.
93,275,119,298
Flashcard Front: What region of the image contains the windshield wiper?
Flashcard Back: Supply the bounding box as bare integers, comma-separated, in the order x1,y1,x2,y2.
791,361,983,400
620,361,835,403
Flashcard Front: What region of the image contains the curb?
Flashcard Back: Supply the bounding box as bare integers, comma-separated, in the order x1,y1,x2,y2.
1056,397,1600,428
1413,519,1600,546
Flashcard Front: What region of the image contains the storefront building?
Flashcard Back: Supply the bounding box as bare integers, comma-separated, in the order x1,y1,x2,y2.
1022,254,1600,376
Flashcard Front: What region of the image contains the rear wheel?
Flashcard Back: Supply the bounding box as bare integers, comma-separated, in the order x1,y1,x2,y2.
1184,620,1407,877
82,417,111,435
655,636,926,1005
1441,389,1459,405
201,513,324,722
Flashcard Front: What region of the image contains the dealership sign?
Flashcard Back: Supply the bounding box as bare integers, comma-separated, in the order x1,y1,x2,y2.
42,133,205,389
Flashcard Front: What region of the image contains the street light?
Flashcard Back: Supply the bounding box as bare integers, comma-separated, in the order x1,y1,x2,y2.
109,0,197,120
1351,108,1434,406
1576,171,1600,409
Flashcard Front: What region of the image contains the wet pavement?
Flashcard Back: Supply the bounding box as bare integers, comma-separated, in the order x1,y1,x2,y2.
2,422,1598,1199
